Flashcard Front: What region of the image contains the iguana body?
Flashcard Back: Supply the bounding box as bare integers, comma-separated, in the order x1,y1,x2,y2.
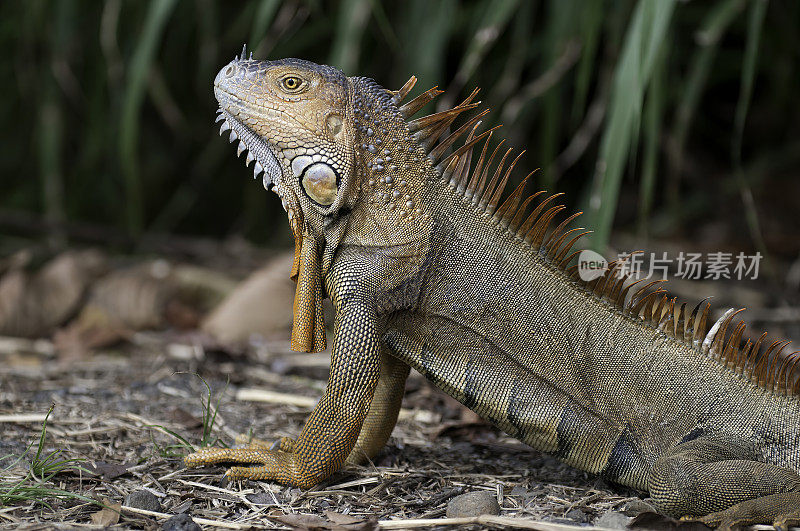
186,51,800,528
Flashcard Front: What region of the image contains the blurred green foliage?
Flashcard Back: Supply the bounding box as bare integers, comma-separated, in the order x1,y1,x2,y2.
1,0,798,252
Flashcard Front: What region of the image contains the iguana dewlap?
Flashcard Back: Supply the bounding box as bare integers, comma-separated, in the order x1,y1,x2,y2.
185,49,800,529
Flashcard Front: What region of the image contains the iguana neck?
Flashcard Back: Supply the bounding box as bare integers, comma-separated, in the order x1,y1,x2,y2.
334,77,434,257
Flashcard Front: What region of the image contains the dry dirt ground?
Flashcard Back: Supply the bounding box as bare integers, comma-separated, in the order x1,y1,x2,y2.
1,239,797,530
0,333,653,530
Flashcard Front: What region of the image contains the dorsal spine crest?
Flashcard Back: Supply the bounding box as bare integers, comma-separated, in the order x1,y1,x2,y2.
390,75,800,396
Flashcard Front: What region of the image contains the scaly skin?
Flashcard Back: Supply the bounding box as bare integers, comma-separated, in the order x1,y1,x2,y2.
185,52,800,528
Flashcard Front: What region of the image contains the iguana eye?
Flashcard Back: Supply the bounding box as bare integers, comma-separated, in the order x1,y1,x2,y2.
301,163,338,206
280,76,305,92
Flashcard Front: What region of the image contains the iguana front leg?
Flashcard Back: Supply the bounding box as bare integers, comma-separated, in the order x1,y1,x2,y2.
227,348,410,465
209,348,409,464
185,301,383,488
650,437,800,529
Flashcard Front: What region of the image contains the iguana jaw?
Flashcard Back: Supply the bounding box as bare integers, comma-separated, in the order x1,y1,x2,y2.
215,109,276,188
214,103,301,224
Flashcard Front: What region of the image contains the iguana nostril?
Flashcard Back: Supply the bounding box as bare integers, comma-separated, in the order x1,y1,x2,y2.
224,65,235,77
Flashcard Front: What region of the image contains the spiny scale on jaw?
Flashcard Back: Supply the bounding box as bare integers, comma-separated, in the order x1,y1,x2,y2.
215,108,291,215
394,76,800,396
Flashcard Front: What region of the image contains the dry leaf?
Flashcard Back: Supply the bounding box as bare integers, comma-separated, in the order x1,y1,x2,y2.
0,249,106,337
90,498,121,526
270,513,330,530
54,260,223,358
166,406,203,429
245,491,279,506
270,512,378,531
202,252,296,344
54,310,130,362
325,511,378,530
82,461,132,480
86,264,176,330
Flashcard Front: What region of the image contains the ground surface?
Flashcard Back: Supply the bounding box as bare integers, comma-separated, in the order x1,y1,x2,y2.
1,233,797,530
0,333,650,530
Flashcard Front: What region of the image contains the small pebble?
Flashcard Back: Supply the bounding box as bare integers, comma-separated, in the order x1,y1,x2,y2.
446,490,500,518
594,511,632,530
124,490,161,513
564,508,589,523
162,513,201,531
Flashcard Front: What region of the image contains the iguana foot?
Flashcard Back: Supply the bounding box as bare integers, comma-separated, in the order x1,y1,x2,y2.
651,437,800,529
774,513,800,531
688,493,800,531
184,437,301,483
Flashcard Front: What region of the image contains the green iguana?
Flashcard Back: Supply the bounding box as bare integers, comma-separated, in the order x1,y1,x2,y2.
185,48,800,529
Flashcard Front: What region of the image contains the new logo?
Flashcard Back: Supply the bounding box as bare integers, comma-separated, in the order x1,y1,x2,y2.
578,249,608,281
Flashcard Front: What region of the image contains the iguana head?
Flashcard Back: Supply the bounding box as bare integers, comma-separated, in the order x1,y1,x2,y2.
214,53,355,229
214,51,486,352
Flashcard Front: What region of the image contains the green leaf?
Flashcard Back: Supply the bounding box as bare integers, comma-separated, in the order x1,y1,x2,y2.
637,42,667,239
328,0,372,72
733,0,767,164
732,0,771,279
119,0,179,235
249,0,280,51
667,0,744,213
586,0,676,251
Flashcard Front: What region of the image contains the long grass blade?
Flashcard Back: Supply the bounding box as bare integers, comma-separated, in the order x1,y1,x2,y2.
119,0,178,235
732,0,773,281
328,0,372,72
37,0,75,247
399,0,456,91
637,42,667,239
539,0,580,190
571,1,603,126
666,0,744,213
249,0,280,53
586,0,676,251
440,0,520,110
733,0,768,165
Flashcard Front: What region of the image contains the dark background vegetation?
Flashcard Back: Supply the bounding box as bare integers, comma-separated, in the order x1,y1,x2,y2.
1,0,798,264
